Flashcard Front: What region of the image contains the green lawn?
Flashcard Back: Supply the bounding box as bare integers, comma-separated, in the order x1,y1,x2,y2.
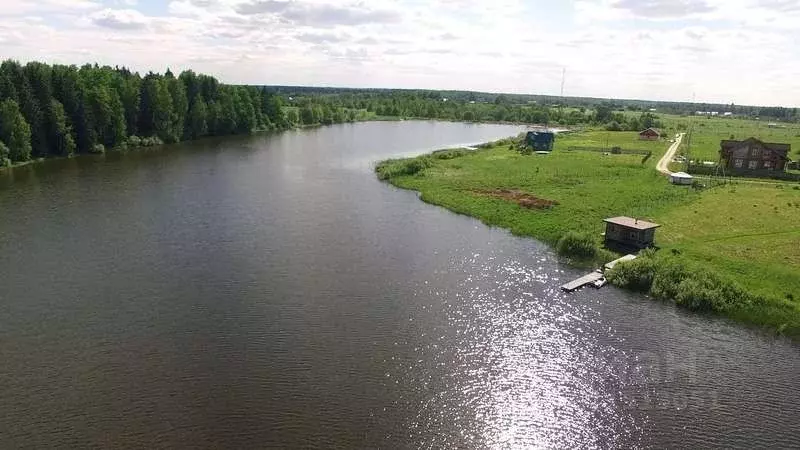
558,131,671,158
653,184,800,300
377,130,800,337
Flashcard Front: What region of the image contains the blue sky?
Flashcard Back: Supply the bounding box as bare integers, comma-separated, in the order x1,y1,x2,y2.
3,0,800,106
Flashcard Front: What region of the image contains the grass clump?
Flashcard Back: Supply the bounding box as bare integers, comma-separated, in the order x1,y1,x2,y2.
555,231,617,266
375,156,433,180
556,232,596,259
431,149,468,160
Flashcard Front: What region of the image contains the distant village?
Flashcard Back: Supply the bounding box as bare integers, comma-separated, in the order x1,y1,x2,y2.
523,122,797,182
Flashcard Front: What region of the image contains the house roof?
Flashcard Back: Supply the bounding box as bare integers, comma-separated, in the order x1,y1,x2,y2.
604,216,660,230
720,138,790,159
639,128,661,135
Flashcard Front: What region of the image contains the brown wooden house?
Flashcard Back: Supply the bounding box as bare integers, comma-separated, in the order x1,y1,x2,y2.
720,138,790,174
639,128,661,141
603,217,660,251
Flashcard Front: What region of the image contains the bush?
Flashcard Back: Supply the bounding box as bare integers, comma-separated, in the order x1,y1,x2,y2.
608,251,768,314
605,121,623,131
127,135,142,147
555,232,597,259
90,144,105,154
431,149,467,160
375,156,433,180
141,136,164,147
605,250,659,292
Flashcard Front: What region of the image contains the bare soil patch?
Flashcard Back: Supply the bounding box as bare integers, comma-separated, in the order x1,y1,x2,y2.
474,189,559,210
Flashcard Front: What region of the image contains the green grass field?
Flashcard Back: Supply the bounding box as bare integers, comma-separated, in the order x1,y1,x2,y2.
377,130,800,337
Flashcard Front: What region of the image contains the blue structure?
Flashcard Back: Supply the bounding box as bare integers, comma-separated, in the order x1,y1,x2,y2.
525,131,555,151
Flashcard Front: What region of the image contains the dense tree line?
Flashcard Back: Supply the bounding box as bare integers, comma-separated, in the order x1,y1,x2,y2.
287,90,552,125
0,60,297,166
276,86,800,122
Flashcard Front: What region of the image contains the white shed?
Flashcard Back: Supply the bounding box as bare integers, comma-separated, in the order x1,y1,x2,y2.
670,172,694,185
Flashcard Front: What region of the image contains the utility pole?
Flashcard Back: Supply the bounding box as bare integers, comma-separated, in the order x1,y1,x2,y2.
559,68,566,124
686,92,695,171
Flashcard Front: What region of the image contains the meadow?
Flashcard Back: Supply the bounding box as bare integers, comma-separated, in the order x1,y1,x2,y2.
659,114,800,163
377,130,800,338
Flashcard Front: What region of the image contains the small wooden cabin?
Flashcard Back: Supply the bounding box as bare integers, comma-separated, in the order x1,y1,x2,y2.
603,216,660,250
639,128,661,141
525,131,555,151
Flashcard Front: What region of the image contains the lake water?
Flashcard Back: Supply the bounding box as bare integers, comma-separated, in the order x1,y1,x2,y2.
0,121,798,449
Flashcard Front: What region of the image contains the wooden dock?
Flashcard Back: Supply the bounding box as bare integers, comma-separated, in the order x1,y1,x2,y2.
604,254,638,272
560,254,638,293
560,271,604,292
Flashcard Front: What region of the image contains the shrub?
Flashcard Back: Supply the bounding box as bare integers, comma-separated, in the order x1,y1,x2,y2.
375,156,433,180
431,149,467,160
141,136,164,147
609,251,768,315
555,232,596,259
127,135,142,147
90,144,105,154
606,250,659,292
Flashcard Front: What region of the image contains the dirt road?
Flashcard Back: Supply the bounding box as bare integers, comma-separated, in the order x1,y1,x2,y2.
656,133,685,176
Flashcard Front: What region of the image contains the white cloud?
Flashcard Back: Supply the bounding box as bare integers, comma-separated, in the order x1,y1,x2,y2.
3,0,101,15
89,8,150,29
1,0,800,106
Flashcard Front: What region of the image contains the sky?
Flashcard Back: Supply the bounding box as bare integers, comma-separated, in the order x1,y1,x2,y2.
2,0,800,106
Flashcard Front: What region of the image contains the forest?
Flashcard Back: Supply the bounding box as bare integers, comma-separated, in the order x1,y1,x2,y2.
0,60,300,166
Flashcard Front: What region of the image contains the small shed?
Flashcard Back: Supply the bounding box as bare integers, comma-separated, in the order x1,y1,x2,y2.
603,216,660,250
525,131,555,151
639,128,661,141
669,171,694,185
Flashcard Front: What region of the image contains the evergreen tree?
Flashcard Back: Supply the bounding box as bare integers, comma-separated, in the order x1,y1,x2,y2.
0,99,33,162
167,76,187,143
47,99,76,156
0,141,9,166
186,94,208,139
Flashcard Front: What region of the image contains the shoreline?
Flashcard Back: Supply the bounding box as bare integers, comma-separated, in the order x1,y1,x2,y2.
0,118,533,172
375,136,800,341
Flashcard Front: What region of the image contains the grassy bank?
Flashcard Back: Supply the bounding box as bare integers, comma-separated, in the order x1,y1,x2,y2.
376,131,800,338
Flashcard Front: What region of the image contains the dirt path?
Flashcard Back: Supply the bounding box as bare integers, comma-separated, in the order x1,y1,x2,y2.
656,133,685,176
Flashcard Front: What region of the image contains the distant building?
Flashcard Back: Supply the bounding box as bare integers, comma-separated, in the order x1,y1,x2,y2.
639,128,661,141
603,217,660,251
723,112,733,117
720,138,790,174
525,131,555,151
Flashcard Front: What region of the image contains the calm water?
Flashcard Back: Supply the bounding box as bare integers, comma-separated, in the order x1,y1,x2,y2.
0,121,798,449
